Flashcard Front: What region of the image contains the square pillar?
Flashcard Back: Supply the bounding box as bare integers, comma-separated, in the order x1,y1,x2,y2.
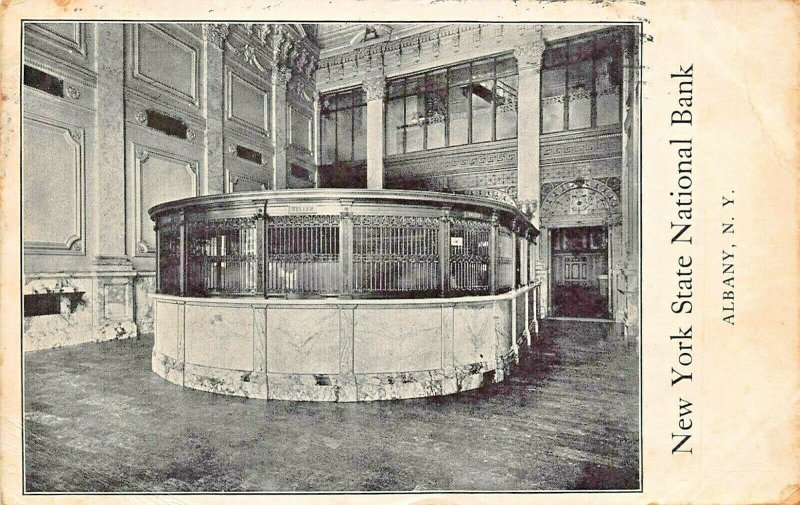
94,24,127,263
202,23,228,195
514,33,545,229
363,74,386,190
620,26,640,338
272,67,290,190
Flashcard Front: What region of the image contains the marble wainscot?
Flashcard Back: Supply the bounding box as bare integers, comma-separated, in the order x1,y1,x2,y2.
24,270,155,351
151,285,538,402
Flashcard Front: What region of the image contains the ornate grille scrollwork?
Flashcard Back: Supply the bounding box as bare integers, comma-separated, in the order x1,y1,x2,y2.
265,214,340,295
496,228,515,290
185,216,261,296
352,215,441,295
449,218,491,294
157,218,183,295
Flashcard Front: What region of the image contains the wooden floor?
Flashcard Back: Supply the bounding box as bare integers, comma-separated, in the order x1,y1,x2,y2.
23,319,640,492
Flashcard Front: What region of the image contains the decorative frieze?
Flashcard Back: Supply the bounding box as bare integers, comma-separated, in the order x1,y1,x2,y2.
540,133,623,165
541,156,622,183
385,143,517,176
386,168,518,205
385,142,519,202
318,24,499,86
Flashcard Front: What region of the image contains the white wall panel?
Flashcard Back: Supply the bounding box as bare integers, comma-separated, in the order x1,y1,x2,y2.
226,70,270,133
133,145,198,255
128,24,201,110
22,117,85,254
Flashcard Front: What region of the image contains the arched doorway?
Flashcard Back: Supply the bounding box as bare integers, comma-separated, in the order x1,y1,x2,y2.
540,179,622,319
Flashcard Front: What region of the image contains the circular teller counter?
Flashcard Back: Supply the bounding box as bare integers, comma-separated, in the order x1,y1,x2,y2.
149,189,541,401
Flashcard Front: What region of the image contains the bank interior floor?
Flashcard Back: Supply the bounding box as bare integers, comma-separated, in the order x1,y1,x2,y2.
23,320,640,492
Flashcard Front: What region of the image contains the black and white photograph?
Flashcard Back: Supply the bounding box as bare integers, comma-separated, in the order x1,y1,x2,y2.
19,18,638,494
5,0,800,503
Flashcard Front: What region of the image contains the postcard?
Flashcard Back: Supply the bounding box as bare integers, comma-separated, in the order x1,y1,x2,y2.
1,1,797,504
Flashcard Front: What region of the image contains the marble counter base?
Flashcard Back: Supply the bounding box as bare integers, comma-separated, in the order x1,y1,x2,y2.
150,287,538,402
152,348,518,402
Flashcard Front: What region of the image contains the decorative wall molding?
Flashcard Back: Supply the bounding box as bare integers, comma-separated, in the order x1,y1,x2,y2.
124,86,206,127
135,147,150,162
22,46,98,88
134,109,147,123
386,141,517,177
541,156,622,183
22,117,85,255
385,141,519,203
225,69,270,134
23,60,97,114
130,24,200,108
228,170,269,193
459,187,518,206
317,23,550,89
133,144,199,256
386,167,517,202
272,25,296,73
202,23,230,48
540,178,622,228
289,76,314,103
65,85,81,100
291,46,318,78
273,65,292,86
321,24,480,67
231,42,268,73
225,161,271,192
26,22,88,58
540,133,623,165
316,23,619,92
288,106,312,155
225,142,269,166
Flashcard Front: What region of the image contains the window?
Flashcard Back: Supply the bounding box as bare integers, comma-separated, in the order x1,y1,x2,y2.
541,32,622,134
385,54,518,155
319,88,367,166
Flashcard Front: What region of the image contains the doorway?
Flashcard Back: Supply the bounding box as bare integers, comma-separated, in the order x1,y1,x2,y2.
550,226,609,319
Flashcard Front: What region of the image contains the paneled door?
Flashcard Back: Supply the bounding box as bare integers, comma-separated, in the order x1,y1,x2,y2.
551,226,609,318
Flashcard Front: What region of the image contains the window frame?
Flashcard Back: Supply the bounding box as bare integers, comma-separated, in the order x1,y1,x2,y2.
385,53,518,155
319,87,367,165
540,30,623,135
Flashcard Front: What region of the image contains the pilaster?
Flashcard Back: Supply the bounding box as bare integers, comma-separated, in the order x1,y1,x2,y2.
620,27,640,338
515,30,548,308
202,23,228,195
270,26,295,190
94,24,128,264
514,30,546,229
272,67,290,190
363,73,386,190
